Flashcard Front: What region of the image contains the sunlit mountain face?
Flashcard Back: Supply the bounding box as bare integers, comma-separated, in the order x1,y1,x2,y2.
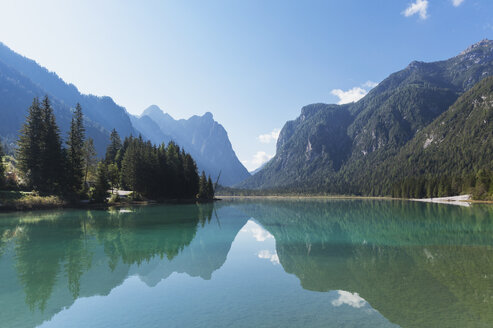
1,199,492,328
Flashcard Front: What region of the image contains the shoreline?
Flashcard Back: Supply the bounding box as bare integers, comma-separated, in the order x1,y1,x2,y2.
217,195,396,200
0,197,216,213
218,194,493,205
3,193,492,213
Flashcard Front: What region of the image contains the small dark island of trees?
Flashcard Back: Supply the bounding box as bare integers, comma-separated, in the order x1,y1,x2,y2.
0,96,214,205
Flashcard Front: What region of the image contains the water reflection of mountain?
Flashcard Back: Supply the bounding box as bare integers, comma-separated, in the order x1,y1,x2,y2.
231,199,493,328
2,200,493,328
0,204,249,328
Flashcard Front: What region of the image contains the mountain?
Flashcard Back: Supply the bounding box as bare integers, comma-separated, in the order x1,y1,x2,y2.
129,114,172,146
238,39,493,195
0,42,136,154
0,204,250,328
0,42,248,185
233,200,493,328
134,105,250,186
371,76,493,197
249,162,267,175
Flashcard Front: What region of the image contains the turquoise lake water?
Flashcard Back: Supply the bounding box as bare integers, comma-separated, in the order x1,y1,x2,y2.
0,199,492,327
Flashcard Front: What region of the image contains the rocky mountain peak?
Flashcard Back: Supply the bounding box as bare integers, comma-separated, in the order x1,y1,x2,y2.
459,39,493,56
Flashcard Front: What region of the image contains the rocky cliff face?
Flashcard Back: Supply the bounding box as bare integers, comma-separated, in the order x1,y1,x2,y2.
136,105,250,186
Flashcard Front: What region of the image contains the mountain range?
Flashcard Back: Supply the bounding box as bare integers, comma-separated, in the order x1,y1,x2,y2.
239,39,493,196
131,105,250,186
0,42,249,186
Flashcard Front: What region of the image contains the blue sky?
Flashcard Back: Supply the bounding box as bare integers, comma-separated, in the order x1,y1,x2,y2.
0,0,492,170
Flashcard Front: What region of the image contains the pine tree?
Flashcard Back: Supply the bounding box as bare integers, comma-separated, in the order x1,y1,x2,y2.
40,96,64,193
183,153,199,198
105,129,122,164
107,163,120,193
83,138,97,187
120,138,139,191
207,175,214,200
92,162,109,203
17,98,44,190
67,103,85,193
198,171,207,199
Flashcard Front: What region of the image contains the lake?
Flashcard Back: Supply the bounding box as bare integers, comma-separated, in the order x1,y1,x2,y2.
0,199,492,328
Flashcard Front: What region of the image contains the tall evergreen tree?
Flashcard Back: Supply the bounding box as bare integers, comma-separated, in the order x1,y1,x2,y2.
198,171,207,199
183,153,199,198
120,138,139,191
83,138,97,187
107,163,120,193
105,129,122,164
17,98,44,190
207,175,214,200
92,162,109,203
40,96,64,193
67,103,85,193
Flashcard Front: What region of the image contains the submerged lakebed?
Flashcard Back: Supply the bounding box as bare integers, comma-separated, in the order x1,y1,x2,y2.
0,199,492,328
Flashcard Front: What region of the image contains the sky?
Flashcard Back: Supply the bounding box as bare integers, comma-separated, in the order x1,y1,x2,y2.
0,0,492,171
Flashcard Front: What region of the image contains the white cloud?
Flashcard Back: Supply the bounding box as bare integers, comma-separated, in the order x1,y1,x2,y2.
331,80,380,105
258,250,280,264
331,291,367,308
363,80,379,88
403,0,429,20
242,151,274,171
241,220,274,242
251,226,274,242
252,151,273,166
451,0,464,6
258,128,281,144
330,87,368,105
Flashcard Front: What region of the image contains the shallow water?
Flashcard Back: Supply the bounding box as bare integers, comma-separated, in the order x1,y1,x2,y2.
0,199,492,328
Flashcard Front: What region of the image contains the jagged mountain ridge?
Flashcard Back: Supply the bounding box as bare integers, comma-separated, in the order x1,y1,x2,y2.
0,42,249,185
239,39,493,192
132,105,250,186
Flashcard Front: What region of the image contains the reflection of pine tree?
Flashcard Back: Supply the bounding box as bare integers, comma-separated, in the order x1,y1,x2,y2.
64,216,93,300
15,221,66,311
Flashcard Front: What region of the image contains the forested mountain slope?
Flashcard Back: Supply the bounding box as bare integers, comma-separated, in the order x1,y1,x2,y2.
238,40,493,196
370,76,493,198
0,42,135,135
0,42,136,154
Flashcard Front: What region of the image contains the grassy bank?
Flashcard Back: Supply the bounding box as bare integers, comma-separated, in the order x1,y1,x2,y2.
0,190,217,212
0,191,66,211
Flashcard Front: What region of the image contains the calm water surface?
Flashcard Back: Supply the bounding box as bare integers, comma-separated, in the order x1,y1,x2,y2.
0,199,492,328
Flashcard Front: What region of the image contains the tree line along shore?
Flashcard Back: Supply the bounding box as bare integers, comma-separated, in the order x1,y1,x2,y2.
0,96,215,211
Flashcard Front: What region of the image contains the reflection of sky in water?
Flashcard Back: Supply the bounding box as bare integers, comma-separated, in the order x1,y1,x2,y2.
241,220,280,265
332,290,368,309
241,219,274,241
2,200,492,327
23,214,397,328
